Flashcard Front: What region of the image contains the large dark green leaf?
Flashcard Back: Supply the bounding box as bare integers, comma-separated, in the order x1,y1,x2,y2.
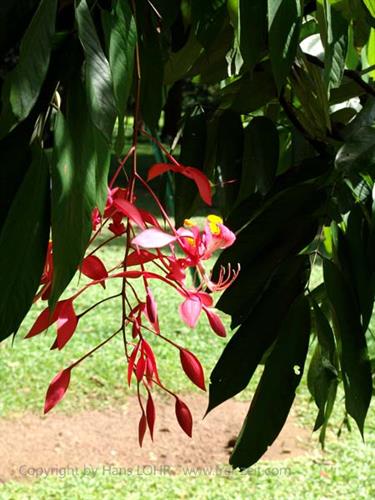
0,1,41,56
0,0,57,136
191,0,227,47
76,0,117,143
0,121,32,230
219,214,317,327
219,63,277,112
151,0,180,26
109,0,136,152
239,0,267,70
323,259,372,435
175,112,207,227
229,295,311,469
268,0,302,92
139,24,164,132
336,126,375,177
307,302,339,446
346,206,374,332
164,32,203,84
185,21,234,84
208,256,310,412
0,143,50,342
215,110,243,215
322,1,348,92
50,78,97,306
93,126,111,215
216,183,325,324
342,96,375,139
240,117,279,200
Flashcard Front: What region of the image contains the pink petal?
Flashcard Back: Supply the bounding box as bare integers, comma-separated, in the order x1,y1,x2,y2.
198,292,213,307
126,250,157,267
139,209,160,227
141,339,160,384
147,162,175,181
219,224,236,247
148,162,212,206
25,302,65,338
183,167,212,206
179,296,202,328
44,368,71,414
111,270,143,279
136,356,146,382
56,300,78,349
132,228,177,249
80,255,108,285
113,199,145,228
127,342,140,386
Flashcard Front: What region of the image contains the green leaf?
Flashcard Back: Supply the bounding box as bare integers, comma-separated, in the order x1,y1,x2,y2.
323,259,372,435
215,183,325,325
191,0,227,47
0,0,58,136
346,206,374,332
342,96,375,139
335,126,375,177
151,0,180,26
76,0,117,143
0,1,41,55
109,1,136,120
308,302,339,446
268,0,302,93
323,2,349,92
94,127,111,215
229,295,311,469
240,117,279,200
219,62,277,112
139,25,164,131
0,143,50,342
185,21,234,84
238,0,267,70
175,112,207,227
50,78,97,306
0,122,33,231
164,32,203,84
215,111,243,215
208,256,310,412
219,214,317,327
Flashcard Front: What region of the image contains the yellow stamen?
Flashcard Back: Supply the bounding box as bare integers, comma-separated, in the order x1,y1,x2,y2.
207,214,223,224
207,214,223,235
183,218,196,228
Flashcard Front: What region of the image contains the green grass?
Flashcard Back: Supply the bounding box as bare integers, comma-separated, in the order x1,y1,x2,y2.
1,240,374,498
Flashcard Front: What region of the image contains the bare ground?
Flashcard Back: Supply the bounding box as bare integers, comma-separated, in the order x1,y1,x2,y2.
0,394,313,482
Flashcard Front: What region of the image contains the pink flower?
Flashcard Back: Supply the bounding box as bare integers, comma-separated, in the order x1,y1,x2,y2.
178,290,227,337
202,215,236,258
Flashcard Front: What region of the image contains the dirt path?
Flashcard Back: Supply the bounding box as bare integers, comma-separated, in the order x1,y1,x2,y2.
0,395,312,482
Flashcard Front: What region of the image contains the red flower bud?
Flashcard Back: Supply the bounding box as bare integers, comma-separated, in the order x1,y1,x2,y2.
138,413,147,447
146,393,156,440
175,397,193,437
44,368,71,414
179,348,206,391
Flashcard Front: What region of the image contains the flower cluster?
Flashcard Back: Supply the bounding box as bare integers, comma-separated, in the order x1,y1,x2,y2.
26,137,238,445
